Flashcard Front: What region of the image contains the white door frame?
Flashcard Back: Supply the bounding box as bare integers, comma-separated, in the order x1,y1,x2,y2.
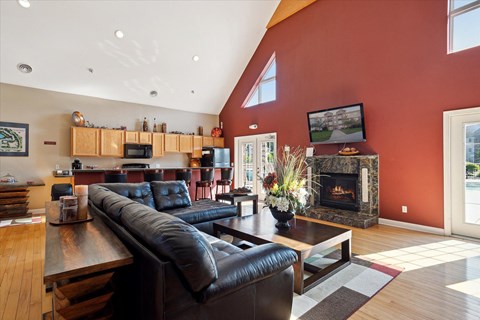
233,132,277,195
444,106,480,236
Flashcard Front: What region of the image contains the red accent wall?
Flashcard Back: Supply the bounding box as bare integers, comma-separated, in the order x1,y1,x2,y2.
220,0,480,228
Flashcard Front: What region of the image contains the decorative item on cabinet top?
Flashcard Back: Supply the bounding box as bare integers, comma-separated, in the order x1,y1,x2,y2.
71,111,85,127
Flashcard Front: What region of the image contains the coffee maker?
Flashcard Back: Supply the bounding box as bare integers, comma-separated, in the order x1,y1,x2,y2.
72,159,83,170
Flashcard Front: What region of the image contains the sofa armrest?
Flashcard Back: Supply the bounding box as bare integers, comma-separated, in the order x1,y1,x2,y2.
199,243,297,302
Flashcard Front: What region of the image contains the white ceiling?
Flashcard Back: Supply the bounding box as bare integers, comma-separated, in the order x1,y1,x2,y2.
0,0,279,115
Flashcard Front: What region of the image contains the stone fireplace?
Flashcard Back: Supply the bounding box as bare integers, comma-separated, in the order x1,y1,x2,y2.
320,173,359,212
302,154,379,228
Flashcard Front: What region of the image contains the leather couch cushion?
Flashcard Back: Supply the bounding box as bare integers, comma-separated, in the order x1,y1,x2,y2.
163,199,237,225
96,182,155,209
89,185,145,223
120,202,218,292
150,181,192,211
202,232,243,261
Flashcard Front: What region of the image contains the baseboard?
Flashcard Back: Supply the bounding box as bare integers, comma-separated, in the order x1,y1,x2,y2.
378,218,445,235
28,208,46,215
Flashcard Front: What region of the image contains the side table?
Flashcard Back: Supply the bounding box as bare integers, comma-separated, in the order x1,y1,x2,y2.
43,201,133,319
216,193,258,216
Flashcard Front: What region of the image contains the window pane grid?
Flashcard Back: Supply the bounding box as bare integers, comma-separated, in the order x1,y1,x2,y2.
448,0,480,53
243,55,276,108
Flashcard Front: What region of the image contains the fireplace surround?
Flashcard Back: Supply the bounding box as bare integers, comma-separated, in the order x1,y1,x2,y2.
303,154,379,228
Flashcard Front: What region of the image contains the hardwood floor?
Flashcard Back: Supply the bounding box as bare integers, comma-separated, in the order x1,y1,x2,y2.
1,213,479,319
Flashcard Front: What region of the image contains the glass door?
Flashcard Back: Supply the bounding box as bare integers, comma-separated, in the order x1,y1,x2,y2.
445,107,480,239
235,133,276,201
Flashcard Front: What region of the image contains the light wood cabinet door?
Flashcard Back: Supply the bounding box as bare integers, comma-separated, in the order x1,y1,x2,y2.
179,135,193,153
139,132,152,144
164,134,180,152
192,136,203,158
152,133,164,157
202,136,214,147
124,131,139,144
71,127,100,157
100,129,124,157
213,137,224,147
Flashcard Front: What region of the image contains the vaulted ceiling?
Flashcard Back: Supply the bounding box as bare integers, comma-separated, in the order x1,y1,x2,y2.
0,0,315,115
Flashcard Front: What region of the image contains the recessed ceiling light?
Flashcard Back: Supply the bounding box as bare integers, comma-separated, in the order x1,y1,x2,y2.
150,90,158,97
18,0,30,8
192,55,200,62
17,63,32,73
114,30,124,39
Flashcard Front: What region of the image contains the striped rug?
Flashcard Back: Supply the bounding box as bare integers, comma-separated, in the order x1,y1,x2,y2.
292,249,402,320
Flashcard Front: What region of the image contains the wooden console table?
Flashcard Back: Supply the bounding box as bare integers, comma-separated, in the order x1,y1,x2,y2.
43,202,133,319
0,181,45,219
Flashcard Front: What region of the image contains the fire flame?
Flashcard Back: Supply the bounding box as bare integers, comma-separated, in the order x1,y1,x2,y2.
330,185,355,200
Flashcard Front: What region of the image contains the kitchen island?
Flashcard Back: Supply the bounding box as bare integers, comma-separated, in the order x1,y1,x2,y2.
72,167,232,200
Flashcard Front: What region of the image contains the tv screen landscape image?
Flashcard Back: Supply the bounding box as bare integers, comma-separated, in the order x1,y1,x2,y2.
307,103,366,144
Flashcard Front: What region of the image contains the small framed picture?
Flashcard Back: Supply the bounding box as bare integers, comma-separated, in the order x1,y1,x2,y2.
0,122,29,157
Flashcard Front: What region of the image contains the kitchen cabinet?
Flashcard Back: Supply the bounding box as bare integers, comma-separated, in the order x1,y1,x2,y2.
152,133,165,157
213,137,224,147
139,132,152,144
202,136,214,147
71,127,100,157
100,129,124,157
124,131,139,144
179,135,193,153
192,136,203,158
125,131,152,144
164,134,180,152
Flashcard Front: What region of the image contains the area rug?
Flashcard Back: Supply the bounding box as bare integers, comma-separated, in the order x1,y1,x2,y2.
292,249,403,320
0,216,43,227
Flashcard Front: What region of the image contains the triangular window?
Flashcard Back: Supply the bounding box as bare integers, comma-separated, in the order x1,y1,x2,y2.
243,53,276,108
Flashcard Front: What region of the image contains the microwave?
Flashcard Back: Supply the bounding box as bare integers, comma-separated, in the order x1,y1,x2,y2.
124,144,153,159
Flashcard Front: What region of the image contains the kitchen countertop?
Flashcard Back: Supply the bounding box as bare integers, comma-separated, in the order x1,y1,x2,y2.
0,181,45,188
72,167,232,173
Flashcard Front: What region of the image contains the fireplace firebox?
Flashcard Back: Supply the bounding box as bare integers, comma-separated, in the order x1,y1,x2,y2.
320,173,359,211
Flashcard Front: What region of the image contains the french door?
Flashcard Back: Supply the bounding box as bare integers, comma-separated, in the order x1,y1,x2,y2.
444,107,480,238
234,133,276,200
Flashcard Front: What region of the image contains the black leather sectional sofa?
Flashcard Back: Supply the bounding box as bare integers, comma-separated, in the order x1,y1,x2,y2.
88,181,297,320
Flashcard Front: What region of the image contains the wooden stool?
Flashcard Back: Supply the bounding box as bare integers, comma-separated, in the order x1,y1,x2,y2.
216,167,233,194
195,168,215,200
175,169,192,187
144,169,164,182
105,171,127,183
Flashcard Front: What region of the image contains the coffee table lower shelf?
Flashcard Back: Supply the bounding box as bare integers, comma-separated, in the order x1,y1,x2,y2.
213,214,352,295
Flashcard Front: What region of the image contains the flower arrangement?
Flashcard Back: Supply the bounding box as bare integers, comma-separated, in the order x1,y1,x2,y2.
262,147,310,214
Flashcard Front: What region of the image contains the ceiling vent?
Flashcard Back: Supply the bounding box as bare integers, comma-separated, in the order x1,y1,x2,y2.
17,63,32,73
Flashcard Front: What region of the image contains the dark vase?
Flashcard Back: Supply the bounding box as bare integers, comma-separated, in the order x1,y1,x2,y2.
270,206,294,229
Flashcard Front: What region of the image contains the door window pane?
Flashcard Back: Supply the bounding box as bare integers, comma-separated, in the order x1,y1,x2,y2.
465,123,480,225
241,143,254,189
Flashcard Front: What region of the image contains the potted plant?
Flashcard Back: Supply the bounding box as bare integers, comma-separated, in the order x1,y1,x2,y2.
262,147,311,228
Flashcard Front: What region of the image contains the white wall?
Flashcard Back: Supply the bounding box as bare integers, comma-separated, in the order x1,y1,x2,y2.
0,83,219,209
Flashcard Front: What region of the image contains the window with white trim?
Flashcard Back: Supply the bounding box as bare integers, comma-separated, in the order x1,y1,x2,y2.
243,54,276,108
448,0,480,53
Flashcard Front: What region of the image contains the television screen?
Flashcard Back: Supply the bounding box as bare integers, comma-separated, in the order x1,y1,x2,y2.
307,103,366,144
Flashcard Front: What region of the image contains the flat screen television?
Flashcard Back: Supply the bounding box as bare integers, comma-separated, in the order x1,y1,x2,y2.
307,103,366,144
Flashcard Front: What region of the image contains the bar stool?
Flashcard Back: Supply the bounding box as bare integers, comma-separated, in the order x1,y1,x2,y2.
144,169,164,182
175,169,192,187
105,171,128,183
195,168,215,200
216,167,233,194
51,183,73,201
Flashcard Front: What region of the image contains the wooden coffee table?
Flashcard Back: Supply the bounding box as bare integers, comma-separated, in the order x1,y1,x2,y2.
213,213,351,294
